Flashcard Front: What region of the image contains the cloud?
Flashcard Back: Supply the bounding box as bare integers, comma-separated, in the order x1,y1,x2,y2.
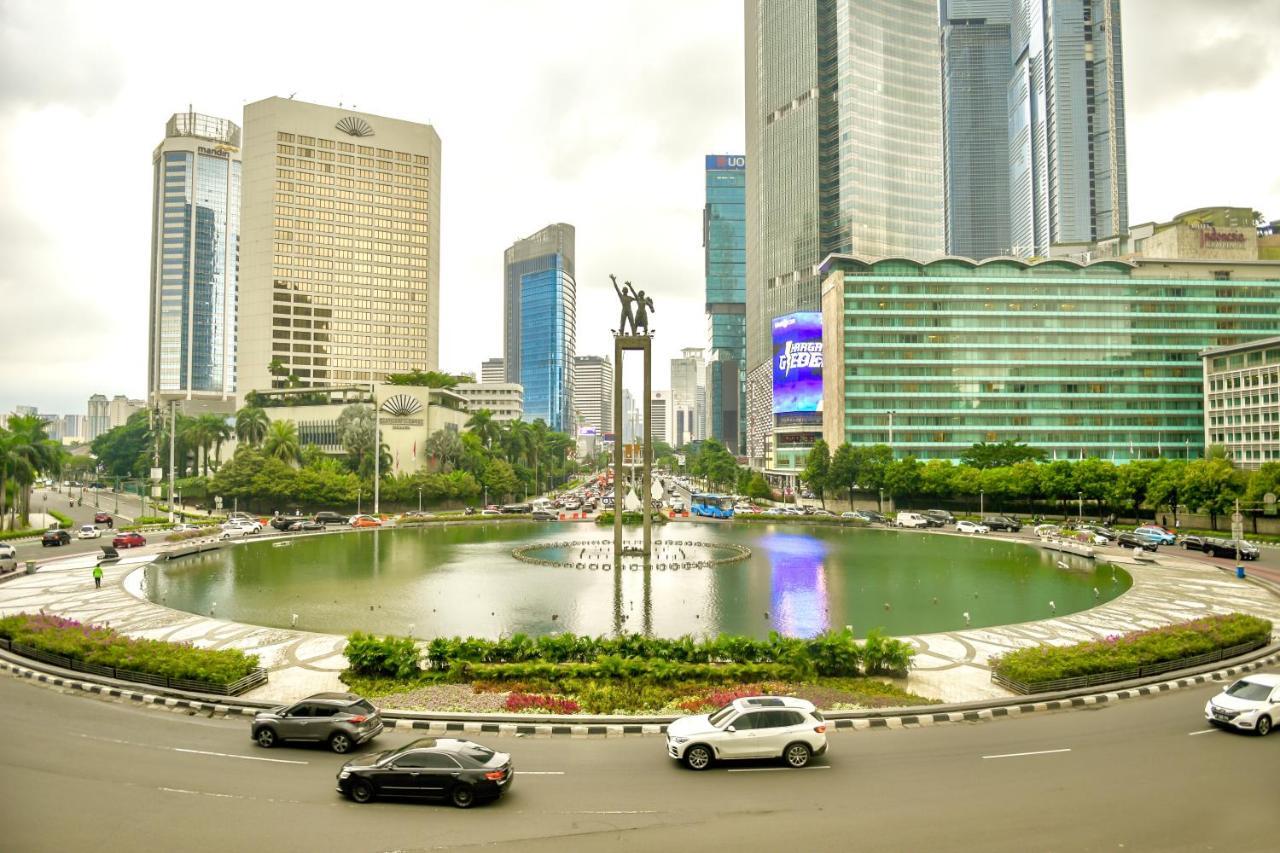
0,0,125,113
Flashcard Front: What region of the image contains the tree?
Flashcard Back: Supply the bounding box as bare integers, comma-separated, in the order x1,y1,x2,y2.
1182,458,1243,530
884,456,922,500
90,411,153,478
262,420,302,465
336,404,377,476
917,459,955,500
828,443,862,503
2,415,62,529
1146,460,1186,525
744,472,772,501
465,409,502,450
802,439,831,507
1072,458,1117,517
385,369,467,388
961,440,1048,469
423,426,463,473
483,458,519,503
693,438,738,491
859,445,893,509
235,407,269,447
1110,460,1154,524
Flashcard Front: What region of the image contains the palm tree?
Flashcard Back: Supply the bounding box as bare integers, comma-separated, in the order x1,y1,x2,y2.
193,413,232,474
262,420,302,465
424,427,463,473
1,415,59,528
235,407,269,447
465,409,502,450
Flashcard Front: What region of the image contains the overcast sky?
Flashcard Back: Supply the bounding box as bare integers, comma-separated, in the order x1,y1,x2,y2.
2,0,1278,418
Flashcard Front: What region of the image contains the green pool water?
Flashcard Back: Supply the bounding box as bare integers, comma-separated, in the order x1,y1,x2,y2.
142,521,1131,639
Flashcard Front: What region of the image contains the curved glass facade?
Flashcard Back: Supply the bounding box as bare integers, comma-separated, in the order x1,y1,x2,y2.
821,256,1280,461
518,259,576,432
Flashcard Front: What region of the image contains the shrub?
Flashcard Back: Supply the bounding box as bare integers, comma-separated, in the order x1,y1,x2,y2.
594,511,668,526
504,692,581,714
345,631,422,679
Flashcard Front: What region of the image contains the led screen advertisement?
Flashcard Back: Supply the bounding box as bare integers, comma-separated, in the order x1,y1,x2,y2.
771,312,823,414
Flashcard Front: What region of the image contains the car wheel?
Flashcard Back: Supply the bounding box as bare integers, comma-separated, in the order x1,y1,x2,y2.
1256,716,1272,737
349,779,375,804
255,727,278,748
450,783,476,809
329,732,353,754
683,744,713,771
784,742,812,768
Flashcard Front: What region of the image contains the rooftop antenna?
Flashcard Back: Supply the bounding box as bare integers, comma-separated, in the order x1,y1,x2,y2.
288,92,297,99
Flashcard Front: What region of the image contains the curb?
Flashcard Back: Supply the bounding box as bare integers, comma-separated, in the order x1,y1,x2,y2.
5,645,1279,739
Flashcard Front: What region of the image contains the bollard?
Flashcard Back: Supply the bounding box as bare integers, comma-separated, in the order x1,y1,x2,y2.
25,560,37,575
1236,565,1246,579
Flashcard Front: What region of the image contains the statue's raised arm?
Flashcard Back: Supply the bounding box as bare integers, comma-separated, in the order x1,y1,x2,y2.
612,274,636,334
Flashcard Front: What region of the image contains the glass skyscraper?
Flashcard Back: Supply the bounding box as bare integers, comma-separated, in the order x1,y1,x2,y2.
704,154,746,454
504,224,576,432
147,110,241,404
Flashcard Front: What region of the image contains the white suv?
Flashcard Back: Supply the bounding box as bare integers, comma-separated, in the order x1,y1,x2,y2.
895,511,930,528
666,696,828,770
1205,673,1280,736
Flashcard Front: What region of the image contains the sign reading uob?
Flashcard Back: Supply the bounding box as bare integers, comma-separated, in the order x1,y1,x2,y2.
706,154,746,170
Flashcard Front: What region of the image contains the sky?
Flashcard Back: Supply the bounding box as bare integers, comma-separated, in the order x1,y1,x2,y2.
1,0,1278,418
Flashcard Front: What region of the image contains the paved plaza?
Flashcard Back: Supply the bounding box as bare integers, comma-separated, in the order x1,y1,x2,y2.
2,535,1279,705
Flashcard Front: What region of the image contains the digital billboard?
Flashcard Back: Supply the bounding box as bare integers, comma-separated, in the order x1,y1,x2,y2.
772,312,823,415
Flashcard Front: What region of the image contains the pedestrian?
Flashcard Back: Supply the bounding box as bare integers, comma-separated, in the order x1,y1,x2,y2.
92,563,103,589
1162,514,1168,529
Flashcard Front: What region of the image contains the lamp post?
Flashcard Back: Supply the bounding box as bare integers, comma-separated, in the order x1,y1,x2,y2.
417,486,423,513
371,384,381,516
167,399,177,524
356,486,362,516
1077,490,1084,523
887,410,895,458
980,489,985,518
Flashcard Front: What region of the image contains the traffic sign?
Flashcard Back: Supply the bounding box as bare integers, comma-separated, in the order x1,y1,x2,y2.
215,496,223,509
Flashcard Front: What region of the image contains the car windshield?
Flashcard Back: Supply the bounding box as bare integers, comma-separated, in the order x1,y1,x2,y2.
1224,681,1272,702
348,699,376,714
456,741,496,763
707,703,737,727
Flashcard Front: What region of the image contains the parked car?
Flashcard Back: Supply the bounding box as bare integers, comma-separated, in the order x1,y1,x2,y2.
0,542,18,573
398,511,436,523
531,509,557,521
1033,524,1062,538
41,529,72,547
112,532,146,549
923,509,956,526
1133,526,1177,546
219,525,251,540
1201,537,1260,560
76,524,101,540
862,510,889,525
1078,524,1118,542
480,508,502,516
337,737,513,808
271,515,309,531
221,519,261,535
287,519,325,531
313,511,349,525
93,512,113,527
350,515,383,528
501,503,533,514
172,524,201,533
1204,673,1280,736
253,692,384,754
810,508,834,517
1116,531,1159,552
666,696,827,770
956,520,990,534
1180,534,1209,552
982,515,1021,532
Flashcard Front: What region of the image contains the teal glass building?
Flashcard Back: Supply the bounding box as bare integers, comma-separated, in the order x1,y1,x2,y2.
704,154,747,454
504,224,576,432
819,256,1280,461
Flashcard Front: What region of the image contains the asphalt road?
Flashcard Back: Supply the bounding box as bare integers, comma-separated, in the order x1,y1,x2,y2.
2,668,1276,853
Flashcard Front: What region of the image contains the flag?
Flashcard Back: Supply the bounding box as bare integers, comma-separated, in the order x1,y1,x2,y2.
396,450,400,472
413,441,417,458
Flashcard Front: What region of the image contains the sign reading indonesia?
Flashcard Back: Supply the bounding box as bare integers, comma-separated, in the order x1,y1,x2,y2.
772,312,823,415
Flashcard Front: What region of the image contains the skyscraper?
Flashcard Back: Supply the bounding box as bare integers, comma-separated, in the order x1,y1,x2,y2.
148,110,241,406
237,97,442,394
704,154,747,454
745,0,945,465
650,391,670,446
572,355,613,435
1007,0,1127,255
503,224,576,432
481,357,506,384
670,347,705,448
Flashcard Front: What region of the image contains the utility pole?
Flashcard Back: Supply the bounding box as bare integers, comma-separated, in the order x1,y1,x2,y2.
168,400,177,524
371,384,381,516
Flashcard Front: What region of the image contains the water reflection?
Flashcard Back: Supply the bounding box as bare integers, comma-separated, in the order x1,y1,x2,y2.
761,533,830,638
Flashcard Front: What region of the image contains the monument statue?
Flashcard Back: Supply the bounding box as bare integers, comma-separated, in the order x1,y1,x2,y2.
611,274,656,335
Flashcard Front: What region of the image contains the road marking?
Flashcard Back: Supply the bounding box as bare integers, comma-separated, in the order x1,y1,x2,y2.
565,810,659,815
159,786,241,800
726,766,831,773
1188,728,1219,736
982,748,1072,760
517,771,565,775
173,747,309,765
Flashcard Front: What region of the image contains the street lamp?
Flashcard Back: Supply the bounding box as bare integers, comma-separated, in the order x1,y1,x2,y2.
356,486,363,516
417,486,423,513
887,410,896,458
980,489,985,518
1077,490,1084,522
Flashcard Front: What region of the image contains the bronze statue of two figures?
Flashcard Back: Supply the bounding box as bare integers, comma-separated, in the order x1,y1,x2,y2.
611,274,656,336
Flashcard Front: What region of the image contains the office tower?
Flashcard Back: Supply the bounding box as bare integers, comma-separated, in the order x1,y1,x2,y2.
1007,0,1127,256
503,224,576,432
147,110,241,406
86,394,109,441
572,355,613,435
704,154,747,454
481,358,506,384
745,0,945,465
670,347,705,448
650,391,670,446
621,389,640,444
941,1,1012,259
453,382,524,422
237,97,442,394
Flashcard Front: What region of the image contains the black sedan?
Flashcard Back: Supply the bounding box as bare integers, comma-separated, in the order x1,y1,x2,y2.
337,738,513,808
41,529,71,547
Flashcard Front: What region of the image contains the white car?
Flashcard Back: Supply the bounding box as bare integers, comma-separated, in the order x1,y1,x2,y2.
1205,673,1280,736
956,520,990,534
220,519,261,535
172,524,201,533
219,525,251,540
77,524,102,539
0,542,18,573
895,512,930,528
666,696,827,770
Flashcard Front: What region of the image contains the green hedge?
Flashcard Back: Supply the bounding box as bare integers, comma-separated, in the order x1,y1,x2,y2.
595,511,668,526
459,658,797,684
0,612,260,685
992,613,1273,685
49,509,75,529
0,527,40,542
737,513,867,527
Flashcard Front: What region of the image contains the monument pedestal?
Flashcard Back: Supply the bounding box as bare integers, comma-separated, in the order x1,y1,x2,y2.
613,333,652,562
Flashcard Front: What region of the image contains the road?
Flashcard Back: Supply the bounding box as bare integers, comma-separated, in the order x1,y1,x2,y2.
1,667,1276,852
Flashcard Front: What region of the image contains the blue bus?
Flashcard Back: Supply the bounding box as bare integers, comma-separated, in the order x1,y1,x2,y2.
691,493,735,519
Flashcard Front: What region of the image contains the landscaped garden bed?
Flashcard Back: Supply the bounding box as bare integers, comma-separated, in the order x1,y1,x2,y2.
340,629,934,714
0,612,265,695
991,613,1273,694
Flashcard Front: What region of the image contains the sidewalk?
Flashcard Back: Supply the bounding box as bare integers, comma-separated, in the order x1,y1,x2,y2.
2,542,1278,706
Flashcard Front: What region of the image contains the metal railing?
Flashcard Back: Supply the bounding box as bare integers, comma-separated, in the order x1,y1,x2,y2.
991,639,1269,694
0,637,267,696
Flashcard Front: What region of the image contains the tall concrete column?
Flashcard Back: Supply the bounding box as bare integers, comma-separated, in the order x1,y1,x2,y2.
613,336,625,561
641,336,652,558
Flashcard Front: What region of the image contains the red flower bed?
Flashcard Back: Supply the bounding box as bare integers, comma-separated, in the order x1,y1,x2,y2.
504,692,581,714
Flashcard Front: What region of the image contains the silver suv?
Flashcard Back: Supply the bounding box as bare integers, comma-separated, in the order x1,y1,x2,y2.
666,696,828,770
252,692,383,754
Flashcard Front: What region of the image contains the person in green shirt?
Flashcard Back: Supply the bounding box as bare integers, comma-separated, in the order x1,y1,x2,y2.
92,564,103,589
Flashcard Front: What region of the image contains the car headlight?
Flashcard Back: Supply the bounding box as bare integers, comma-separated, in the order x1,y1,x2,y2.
671,736,689,744
339,770,351,780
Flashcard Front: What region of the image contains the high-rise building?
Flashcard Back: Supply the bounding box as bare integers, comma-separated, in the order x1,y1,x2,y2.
704,154,747,454
147,110,242,407
572,355,613,435
86,394,109,441
745,0,945,466
1007,0,1127,256
237,97,442,395
650,391,670,446
481,357,506,384
453,382,524,422
670,347,705,448
503,224,576,432
621,389,640,444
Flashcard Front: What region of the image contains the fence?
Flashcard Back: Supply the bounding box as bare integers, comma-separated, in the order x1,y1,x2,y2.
991,639,1269,694
0,636,267,696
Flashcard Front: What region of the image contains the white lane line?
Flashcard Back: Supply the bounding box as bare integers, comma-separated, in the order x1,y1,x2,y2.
565,810,659,815
159,786,241,800
982,748,1072,760
1188,728,1219,736
726,766,831,773
517,771,566,775
172,747,309,765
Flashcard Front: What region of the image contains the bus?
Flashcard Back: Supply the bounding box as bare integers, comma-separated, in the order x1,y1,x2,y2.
690,493,735,519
